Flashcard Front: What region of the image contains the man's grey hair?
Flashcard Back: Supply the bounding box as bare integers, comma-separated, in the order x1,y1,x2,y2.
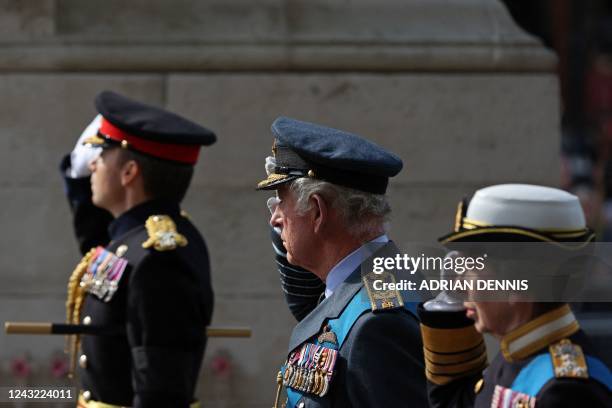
290,178,391,238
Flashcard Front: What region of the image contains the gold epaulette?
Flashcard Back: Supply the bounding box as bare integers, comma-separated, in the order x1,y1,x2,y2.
420,323,487,385
142,215,188,252
549,339,589,379
362,271,403,311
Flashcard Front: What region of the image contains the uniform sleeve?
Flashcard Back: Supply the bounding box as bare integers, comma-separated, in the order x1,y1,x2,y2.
270,227,324,321
345,311,428,408
60,154,113,254
537,378,612,408
417,304,488,408
126,252,206,408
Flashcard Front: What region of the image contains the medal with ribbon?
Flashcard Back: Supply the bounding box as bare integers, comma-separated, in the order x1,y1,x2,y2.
81,246,129,302
282,333,339,397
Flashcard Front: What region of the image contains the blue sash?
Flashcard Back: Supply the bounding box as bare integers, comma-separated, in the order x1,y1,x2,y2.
511,353,612,397
285,287,418,407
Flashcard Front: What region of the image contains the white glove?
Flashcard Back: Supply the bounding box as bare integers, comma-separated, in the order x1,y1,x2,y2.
68,115,103,178
265,155,276,176
265,156,282,236
423,251,466,311
267,196,280,215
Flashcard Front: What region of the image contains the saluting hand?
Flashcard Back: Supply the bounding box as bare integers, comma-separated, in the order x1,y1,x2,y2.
67,115,103,178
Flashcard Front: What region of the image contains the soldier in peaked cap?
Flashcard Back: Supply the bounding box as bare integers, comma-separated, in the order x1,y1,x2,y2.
417,184,611,407
59,91,215,408
257,117,428,408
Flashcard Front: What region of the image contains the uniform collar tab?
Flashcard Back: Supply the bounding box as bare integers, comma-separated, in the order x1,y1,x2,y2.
500,304,579,362
108,199,181,239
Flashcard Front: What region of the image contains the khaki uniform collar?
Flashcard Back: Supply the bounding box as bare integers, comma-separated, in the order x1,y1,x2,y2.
500,304,580,362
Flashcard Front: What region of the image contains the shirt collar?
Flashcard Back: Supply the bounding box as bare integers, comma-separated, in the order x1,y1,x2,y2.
500,304,580,362
108,199,181,239
324,234,389,298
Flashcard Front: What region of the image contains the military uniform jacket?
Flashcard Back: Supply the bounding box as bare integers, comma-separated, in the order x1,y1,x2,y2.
61,160,213,408
418,304,612,408
279,242,428,408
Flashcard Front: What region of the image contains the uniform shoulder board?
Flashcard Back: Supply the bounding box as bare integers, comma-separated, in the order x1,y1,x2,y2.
362,271,404,312
142,214,188,252
549,339,589,379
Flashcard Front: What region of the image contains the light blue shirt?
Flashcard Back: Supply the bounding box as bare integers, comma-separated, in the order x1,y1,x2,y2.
324,234,389,298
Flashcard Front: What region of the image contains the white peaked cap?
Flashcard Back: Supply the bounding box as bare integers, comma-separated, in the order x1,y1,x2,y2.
466,184,586,231
440,184,594,244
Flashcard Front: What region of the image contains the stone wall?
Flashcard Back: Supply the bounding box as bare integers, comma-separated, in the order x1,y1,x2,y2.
0,1,558,407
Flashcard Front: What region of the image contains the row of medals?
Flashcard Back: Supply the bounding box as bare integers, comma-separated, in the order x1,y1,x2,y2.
80,247,128,302
283,343,338,397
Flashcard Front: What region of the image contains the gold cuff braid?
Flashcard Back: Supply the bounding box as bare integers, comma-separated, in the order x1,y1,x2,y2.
420,323,487,385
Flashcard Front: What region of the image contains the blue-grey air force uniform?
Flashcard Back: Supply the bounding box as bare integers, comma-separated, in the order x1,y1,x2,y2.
280,242,428,408
257,117,429,407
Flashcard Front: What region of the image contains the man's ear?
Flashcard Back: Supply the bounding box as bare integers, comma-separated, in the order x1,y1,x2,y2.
507,297,533,321
310,193,328,234
120,160,140,187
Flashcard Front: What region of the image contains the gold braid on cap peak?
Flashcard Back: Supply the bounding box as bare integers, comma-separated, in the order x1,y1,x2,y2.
65,247,97,378
257,173,290,188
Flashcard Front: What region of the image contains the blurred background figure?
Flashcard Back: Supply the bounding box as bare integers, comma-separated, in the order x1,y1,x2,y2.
501,0,612,365
502,0,612,236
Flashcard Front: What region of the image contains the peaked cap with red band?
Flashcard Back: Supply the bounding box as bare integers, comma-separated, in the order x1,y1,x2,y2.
86,91,216,164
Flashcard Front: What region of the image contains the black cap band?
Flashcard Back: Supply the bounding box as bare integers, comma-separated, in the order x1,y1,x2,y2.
274,144,388,194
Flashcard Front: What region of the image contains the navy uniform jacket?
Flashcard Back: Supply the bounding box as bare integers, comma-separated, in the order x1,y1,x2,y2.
61,156,214,407
418,304,612,408
277,241,428,408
